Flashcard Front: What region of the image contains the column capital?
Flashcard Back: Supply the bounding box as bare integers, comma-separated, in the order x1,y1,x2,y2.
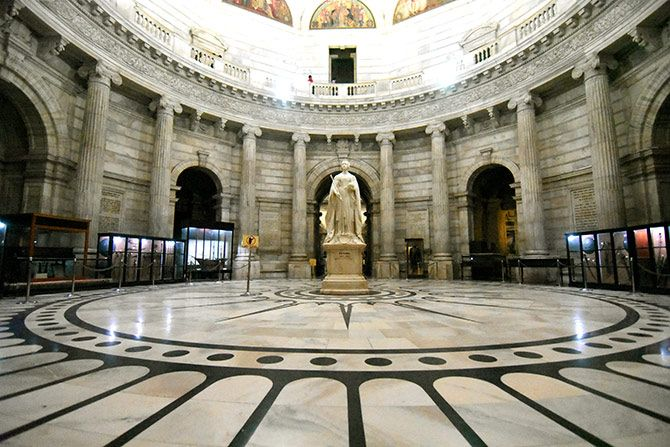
571,53,618,81
376,132,395,145
291,132,311,145
507,91,542,112
425,122,447,138
240,124,262,139
149,96,182,116
77,61,122,86
215,117,227,137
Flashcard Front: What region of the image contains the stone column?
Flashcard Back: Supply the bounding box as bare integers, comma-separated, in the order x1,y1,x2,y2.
148,96,182,238
288,132,312,278
374,132,399,279
572,53,625,228
233,124,262,279
508,92,548,257
74,61,121,243
426,123,454,279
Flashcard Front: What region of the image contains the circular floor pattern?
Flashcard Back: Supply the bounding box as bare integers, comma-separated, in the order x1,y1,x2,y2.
20,280,670,374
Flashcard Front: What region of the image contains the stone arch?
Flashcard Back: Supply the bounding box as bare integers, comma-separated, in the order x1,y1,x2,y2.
0,62,68,158
459,156,520,195
307,157,380,203
628,53,670,154
170,160,226,193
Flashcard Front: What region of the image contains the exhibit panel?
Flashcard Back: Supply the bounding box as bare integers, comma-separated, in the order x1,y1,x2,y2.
565,222,670,293
96,233,185,284
181,222,234,280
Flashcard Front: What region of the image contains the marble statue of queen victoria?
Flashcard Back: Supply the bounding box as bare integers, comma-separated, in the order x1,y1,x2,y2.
324,159,365,245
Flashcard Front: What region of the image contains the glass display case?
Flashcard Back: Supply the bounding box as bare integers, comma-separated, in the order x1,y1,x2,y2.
0,213,89,291
180,222,234,280
565,222,669,293
97,233,185,284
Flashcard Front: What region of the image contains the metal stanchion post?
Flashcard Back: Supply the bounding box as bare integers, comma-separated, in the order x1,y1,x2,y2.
556,259,562,287
517,259,522,285
150,261,157,289
19,257,33,304
581,253,588,291
188,266,193,286
243,253,252,296
630,257,637,294
217,261,223,284
501,259,505,282
67,256,77,298
116,259,124,293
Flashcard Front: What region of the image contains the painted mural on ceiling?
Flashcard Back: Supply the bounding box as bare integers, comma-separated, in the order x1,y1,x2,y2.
310,1,376,29
393,0,454,24
222,0,292,26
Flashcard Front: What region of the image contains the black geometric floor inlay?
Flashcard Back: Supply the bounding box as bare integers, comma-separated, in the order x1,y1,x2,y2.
1,280,668,446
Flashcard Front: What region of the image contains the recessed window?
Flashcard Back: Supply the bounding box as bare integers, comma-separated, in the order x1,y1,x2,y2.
329,47,356,83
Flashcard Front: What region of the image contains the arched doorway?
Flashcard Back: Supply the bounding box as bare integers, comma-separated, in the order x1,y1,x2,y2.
468,165,517,255
173,167,218,237
652,93,670,220
0,90,30,213
314,172,373,277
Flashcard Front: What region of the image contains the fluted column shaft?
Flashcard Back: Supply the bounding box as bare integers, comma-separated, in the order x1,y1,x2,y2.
149,97,181,237
573,55,625,228
508,93,547,256
377,132,397,259
290,133,310,259
74,62,121,238
237,125,262,256
426,123,451,258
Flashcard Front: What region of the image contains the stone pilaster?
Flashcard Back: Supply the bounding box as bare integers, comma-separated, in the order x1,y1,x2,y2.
572,54,626,229
508,92,548,257
374,132,399,279
233,124,262,279
148,96,182,238
426,123,454,279
288,132,312,279
74,61,121,244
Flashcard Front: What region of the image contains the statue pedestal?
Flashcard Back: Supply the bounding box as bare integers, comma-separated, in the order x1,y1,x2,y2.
321,242,368,295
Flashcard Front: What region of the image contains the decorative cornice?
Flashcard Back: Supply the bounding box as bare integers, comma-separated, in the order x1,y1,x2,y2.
19,0,664,133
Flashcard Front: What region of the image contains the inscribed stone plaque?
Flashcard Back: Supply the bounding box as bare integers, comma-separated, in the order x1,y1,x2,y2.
99,188,124,232
571,187,597,231
406,209,430,246
259,207,281,253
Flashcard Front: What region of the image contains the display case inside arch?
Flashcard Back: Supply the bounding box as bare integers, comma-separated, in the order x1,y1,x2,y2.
181,222,234,280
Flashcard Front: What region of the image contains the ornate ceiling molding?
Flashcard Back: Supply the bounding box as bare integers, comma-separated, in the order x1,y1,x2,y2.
22,0,666,135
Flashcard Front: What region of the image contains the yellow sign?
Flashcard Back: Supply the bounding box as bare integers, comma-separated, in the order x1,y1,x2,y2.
308,258,317,267
241,234,259,248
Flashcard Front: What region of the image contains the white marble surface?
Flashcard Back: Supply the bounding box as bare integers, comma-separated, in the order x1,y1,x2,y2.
0,280,667,446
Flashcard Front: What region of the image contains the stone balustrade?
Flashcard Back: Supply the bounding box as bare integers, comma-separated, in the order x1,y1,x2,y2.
134,4,173,47
516,0,558,42
23,0,661,134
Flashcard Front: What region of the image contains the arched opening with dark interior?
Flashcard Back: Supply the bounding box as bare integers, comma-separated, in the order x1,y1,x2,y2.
314,171,373,277
468,164,517,256
652,93,670,220
0,87,31,214
173,167,219,237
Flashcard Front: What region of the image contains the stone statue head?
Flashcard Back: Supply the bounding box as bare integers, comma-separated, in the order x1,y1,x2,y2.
340,159,350,171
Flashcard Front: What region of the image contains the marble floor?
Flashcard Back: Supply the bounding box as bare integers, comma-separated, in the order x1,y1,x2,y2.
0,279,668,446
